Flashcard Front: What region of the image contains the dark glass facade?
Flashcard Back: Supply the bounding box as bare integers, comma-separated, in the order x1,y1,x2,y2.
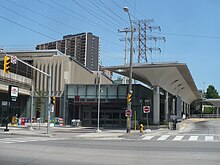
64,84,153,128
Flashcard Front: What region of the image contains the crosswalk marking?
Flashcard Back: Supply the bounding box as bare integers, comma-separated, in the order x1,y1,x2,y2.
205,136,214,141
173,136,184,141
141,135,218,142
142,135,154,140
189,136,198,141
157,135,170,141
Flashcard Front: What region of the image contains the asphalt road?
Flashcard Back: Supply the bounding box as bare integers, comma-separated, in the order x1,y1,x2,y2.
188,119,220,135
0,119,220,165
0,137,219,165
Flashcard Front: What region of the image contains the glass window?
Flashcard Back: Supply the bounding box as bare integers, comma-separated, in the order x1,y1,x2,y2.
118,86,127,99
83,112,90,119
100,85,106,99
121,112,126,119
78,85,86,98
107,86,117,99
113,113,119,119
91,112,97,119
100,112,105,119
87,85,96,98
106,113,112,119
68,86,77,95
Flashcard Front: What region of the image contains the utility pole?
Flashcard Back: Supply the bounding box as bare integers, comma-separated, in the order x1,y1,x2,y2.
119,28,130,84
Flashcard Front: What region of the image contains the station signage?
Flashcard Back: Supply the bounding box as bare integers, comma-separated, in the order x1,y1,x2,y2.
9,85,19,102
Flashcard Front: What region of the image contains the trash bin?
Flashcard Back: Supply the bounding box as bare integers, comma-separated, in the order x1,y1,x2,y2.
21,117,25,126
168,115,178,130
71,119,76,127
59,118,64,126
54,117,60,127
76,119,80,127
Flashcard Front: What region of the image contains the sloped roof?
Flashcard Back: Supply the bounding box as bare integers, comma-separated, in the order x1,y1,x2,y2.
102,62,200,104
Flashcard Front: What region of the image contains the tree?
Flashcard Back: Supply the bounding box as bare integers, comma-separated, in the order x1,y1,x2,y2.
205,85,219,99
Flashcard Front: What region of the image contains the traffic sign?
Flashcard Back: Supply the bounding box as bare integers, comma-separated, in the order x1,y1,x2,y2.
143,106,150,113
125,109,132,117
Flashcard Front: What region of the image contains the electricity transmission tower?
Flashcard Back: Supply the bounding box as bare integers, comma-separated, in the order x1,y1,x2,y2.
119,19,166,63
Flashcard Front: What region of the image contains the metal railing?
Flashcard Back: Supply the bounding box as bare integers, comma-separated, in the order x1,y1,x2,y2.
0,69,31,90
191,114,220,118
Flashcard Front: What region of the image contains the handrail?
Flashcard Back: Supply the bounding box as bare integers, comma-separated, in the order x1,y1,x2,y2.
191,114,220,118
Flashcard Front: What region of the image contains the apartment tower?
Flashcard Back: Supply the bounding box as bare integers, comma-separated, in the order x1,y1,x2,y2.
36,32,100,71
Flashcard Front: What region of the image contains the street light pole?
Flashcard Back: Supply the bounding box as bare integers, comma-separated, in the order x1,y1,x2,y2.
96,71,102,133
123,7,134,133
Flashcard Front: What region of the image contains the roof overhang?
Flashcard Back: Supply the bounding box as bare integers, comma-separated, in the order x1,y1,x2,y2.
102,62,200,104
203,99,220,107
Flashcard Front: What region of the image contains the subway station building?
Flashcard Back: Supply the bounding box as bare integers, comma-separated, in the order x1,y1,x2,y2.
0,50,200,127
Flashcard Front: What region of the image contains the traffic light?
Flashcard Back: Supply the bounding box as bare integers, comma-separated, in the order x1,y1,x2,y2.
127,93,132,104
4,56,11,74
51,96,56,105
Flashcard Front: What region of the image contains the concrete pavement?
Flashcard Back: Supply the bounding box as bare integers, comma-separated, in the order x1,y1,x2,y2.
0,119,197,140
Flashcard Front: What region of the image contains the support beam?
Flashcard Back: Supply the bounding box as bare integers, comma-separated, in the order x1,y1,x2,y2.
164,91,168,121
172,98,176,115
153,86,160,124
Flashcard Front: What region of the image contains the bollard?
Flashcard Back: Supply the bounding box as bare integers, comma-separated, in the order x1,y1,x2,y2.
4,117,9,132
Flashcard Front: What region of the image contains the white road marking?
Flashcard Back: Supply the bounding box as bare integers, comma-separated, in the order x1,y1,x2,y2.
205,136,214,141
142,135,155,140
157,135,170,141
172,136,184,141
189,136,198,141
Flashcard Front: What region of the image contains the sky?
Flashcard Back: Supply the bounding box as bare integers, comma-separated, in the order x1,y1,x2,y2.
0,0,220,92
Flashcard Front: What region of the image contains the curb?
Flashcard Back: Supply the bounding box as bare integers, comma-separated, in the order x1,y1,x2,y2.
0,131,53,137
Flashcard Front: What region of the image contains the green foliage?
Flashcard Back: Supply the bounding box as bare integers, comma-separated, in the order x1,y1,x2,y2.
205,85,219,99
35,97,42,112
203,106,213,114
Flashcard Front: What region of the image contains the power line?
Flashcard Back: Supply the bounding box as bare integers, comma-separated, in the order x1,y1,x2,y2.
45,0,119,37
71,0,120,31
7,0,82,33
41,0,122,47
0,15,57,40
98,0,128,24
123,0,147,19
111,0,138,20
0,3,64,36
157,32,220,39
89,0,124,27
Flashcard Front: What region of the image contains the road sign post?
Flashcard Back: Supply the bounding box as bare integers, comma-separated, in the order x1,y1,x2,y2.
125,109,132,117
143,106,150,129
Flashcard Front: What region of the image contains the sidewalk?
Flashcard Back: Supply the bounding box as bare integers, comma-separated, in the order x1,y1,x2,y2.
0,119,195,140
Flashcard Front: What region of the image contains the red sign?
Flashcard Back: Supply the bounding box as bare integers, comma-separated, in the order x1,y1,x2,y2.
143,106,150,113
125,109,132,117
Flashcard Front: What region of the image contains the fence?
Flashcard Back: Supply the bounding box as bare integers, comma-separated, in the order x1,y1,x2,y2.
191,114,220,118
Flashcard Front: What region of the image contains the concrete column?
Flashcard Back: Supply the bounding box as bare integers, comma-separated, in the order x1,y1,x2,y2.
184,102,187,115
181,101,183,115
188,104,191,117
164,91,169,121
153,86,160,124
172,98,176,115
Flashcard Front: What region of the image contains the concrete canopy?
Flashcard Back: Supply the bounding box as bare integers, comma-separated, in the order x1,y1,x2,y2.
203,99,220,107
102,62,200,104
